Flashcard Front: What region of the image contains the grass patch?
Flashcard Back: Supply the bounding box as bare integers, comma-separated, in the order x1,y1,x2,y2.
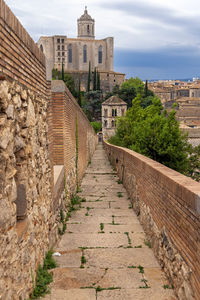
163,284,173,289
138,265,144,274
117,179,123,184
124,232,132,245
139,279,150,289
100,223,104,232
29,250,56,299
144,239,152,248
128,203,133,209
134,245,142,248
80,249,87,268
96,286,121,292
117,192,123,198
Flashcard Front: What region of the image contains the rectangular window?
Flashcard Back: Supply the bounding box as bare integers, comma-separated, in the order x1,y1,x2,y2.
62,45,65,50
62,39,64,43
62,58,65,62
62,52,65,56
58,57,60,61
57,45,60,50
58,52,60,56
57,38,60,43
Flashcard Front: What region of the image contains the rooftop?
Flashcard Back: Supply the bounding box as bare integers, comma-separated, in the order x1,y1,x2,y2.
102,95,127,105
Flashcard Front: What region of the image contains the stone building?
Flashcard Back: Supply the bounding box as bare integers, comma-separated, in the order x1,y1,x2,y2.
37,7,125,92
102,96,127,139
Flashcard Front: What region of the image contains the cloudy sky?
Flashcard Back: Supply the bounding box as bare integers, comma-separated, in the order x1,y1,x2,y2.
5,0,200,80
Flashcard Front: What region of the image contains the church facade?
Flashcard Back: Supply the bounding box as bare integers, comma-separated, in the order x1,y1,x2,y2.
37,7,125,92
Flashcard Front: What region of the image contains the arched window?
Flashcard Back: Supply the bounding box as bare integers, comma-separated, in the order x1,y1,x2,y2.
40,44,43,53
87,25,90,33
98,45,102,64
112,120,115,127
68,44,72,63
83,45,87,63
104,120,107,128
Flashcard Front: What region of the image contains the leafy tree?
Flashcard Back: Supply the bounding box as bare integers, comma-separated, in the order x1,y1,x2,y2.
109,96,190,173
52,69,77,97
90,121,102,133
83,91,102,121
187,144,200,181
121,77,144,96
63,73,78,98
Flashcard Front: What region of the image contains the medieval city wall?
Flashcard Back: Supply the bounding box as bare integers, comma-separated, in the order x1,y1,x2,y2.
104,141,200,300
51,80,98,196
0,1,97,298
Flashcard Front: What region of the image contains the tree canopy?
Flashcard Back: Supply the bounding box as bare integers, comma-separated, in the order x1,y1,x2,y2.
109,95,191,174
105,77,154,108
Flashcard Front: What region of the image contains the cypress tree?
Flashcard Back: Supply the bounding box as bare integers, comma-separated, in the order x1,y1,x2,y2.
145,79,148,98
97,71,101,91
78,76,81,107
62,62,65,81
87,61,91,92
93,67,97,91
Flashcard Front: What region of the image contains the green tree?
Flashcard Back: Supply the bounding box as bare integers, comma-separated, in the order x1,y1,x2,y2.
62,63,64,81
63,73,78,98
83,91,102,121
97,71,101,91
109,96,190,173
52,69,78,98
93,67,97,91
87,61,91,92
90,121,102,133
77,76,81,107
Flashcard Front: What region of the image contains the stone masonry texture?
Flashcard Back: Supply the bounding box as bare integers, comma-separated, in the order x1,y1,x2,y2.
104,141,200,300
43,144,176,300
0,1,97,298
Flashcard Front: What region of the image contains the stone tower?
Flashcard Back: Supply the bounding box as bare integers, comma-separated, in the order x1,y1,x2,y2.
77,7,95,39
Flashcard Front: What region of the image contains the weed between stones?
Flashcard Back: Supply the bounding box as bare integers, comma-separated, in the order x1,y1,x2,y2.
163,284,174,289
128,265,144,274
80,249,87,268
58,194,85,235
117,179,123,184
29,249,57,299
139,278,150,289
124,232,132,246
144,239,152,248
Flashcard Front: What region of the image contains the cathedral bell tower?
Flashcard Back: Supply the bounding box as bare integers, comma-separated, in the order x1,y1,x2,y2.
77,7,95,39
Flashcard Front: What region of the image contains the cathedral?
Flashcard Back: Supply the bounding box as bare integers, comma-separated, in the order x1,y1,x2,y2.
37,7,125,92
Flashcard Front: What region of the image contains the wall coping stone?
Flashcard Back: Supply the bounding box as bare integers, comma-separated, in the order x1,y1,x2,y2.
104,141,200,215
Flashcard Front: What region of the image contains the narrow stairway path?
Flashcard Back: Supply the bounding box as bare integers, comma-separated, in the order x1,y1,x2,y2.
44,143,176,300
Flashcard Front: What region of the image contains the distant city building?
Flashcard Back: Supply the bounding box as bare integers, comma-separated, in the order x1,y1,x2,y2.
102,96,127,139
37,7,125,92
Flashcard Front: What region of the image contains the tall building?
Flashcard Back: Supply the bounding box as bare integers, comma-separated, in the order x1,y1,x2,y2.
37,7,125,92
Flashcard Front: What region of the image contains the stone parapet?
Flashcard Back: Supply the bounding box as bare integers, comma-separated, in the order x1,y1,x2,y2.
104,141,200,300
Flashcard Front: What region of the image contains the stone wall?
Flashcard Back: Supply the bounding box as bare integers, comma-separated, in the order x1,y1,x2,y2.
0,79,54,299
51,80,98,196
0,1,98,298
104,141,200,300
